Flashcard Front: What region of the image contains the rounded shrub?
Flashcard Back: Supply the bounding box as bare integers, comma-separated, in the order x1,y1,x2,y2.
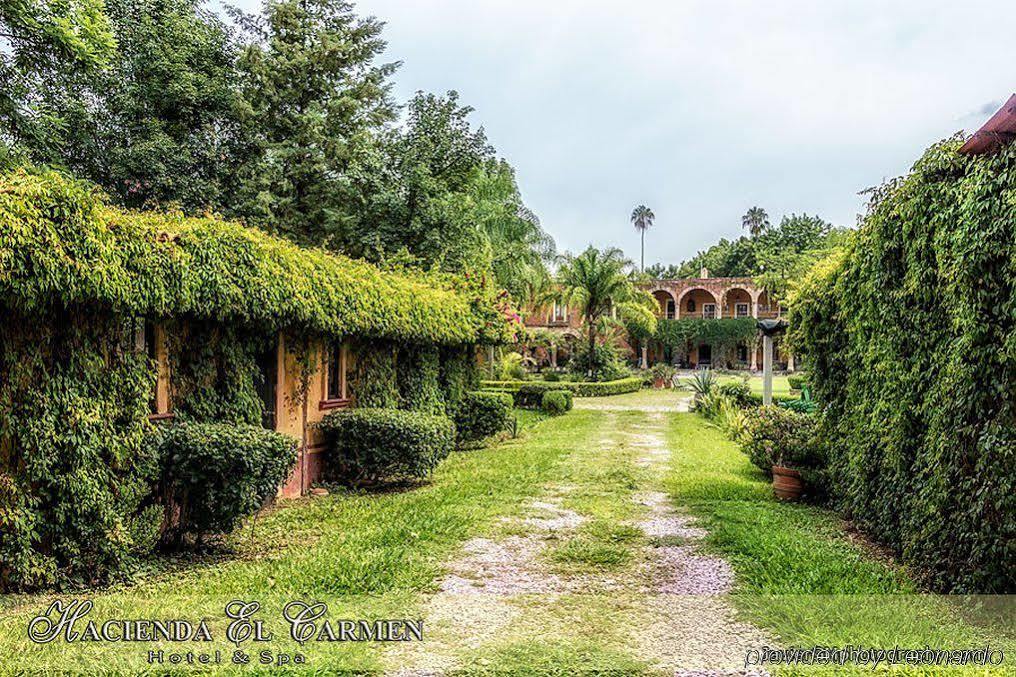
541,390,573,415
320,408,454,485
454,391,513,443
149,422,298,545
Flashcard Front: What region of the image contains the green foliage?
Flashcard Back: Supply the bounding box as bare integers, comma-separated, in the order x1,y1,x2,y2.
398,344,445,416
439,346,478,413
779,389,816,414
791,137,1016,593
718,378,753,407
618,300,657,341
481,377,642,407
0,313,161,591
167,321,271,425
494,351,528,380
453,391,513,443
656,317,756,350
740,406,821,473
148,422,297,544
568,341,629,382
787,373,809,390
0,0,116,167
0,169,520,345
231,0,396,245
349,341,399,409
684,369,717,401
557,246,637,372
541,390,573,416
319,408,454,484
15,0,250,212
650,362,677,385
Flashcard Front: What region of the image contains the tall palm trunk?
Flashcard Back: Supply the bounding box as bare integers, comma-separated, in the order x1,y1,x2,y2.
640,231,645,272
587,317,596,378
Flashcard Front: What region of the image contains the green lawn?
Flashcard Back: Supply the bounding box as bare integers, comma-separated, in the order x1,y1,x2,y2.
0,410,575,673
665,413,1015,671
2,399,1010,675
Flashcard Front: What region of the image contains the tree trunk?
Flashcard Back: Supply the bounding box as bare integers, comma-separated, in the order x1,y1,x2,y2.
587,318,596,378
641,232,645,272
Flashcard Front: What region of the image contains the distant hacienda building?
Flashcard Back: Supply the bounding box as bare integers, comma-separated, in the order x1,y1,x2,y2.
526,268,793,371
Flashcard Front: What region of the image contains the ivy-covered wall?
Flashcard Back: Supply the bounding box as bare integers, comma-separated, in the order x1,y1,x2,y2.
0,169,521,346
0,168,515,591
791,137,1015,593
0,311,163,589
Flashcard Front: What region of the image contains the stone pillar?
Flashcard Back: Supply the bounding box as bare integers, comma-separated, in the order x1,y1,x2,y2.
787,352,795,372
752,297,759,318
640,344,648,370
750,340,758,372
550,344,558,369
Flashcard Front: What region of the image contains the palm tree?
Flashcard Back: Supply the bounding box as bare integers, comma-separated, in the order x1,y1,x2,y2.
557,246,634,376
630,205,655,272
742,206,770,237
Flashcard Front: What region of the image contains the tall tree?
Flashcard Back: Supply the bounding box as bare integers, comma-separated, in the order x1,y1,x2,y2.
630,204,655,272
557,246,635,376
1,0,115,166
345,90,495,270
741,206,770,237
232,0,398,245
17,0,251,211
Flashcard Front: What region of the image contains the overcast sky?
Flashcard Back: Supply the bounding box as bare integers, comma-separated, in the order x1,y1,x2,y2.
226,0,1016,267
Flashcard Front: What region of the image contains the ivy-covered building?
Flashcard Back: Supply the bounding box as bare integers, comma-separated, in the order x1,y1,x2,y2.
0,169,520,588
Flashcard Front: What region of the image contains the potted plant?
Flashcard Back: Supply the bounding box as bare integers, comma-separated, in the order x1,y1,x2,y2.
651,363,677,388
771,450,804,501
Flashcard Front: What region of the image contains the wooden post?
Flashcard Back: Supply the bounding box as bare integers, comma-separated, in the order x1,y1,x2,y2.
763,334,773,406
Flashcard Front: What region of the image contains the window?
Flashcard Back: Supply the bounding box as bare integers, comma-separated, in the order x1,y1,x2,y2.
326,342,347,401
551,301,568,323
736,303,749,318
666,300,675,319
702,303,716,319
686,298,696,313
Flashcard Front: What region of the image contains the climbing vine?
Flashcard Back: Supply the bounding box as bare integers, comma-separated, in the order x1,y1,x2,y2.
791,136,1016,593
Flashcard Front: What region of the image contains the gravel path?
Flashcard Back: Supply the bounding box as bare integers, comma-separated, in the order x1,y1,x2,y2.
385,406,771,676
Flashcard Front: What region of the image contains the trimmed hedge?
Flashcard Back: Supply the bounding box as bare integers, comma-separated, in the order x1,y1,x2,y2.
149,422,298,544
480,376,642,407
791,137,1016,593
541,390,573,415
319,408,454,484
0,168,520,345
787,373,809,390
454,391,513,443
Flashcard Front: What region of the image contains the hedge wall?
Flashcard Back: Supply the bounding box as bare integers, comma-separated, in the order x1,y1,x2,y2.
481,376,642,406
791,136,1016,593
0,169,520,346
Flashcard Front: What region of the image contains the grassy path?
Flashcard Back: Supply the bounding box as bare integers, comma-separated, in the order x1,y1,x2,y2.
2,393,1011,674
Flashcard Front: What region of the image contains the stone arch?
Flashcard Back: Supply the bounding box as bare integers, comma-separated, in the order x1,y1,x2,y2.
650,289,677,319
676,287,719,319
723,286,753,318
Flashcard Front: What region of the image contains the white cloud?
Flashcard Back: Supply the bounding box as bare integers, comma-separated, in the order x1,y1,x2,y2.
223,0,1016,264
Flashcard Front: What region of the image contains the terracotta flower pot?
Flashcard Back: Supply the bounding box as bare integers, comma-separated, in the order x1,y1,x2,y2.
772,465,803,501
653,378,665,389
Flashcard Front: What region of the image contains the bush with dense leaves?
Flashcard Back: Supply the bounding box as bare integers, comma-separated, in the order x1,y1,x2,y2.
320,408,454,484
787,373,809,391
541,390,573,415
740,406,820,471
150,422,297,544
568,342,630,382
481,376,642,407
791,137,1016,592
717,379,753,407
454,391,513,442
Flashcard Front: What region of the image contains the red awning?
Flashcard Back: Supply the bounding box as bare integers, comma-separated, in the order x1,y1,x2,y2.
959,94,1016,155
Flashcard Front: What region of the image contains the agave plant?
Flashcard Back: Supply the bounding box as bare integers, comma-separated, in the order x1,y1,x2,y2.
685,369,717,400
